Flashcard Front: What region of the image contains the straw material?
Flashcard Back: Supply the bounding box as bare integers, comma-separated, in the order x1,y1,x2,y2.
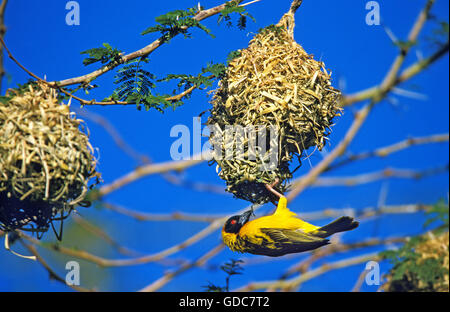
382,232,449,292
207,15,341,203
0,83,99,234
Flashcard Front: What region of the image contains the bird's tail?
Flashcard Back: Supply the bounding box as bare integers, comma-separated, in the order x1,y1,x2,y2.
311,216,359,238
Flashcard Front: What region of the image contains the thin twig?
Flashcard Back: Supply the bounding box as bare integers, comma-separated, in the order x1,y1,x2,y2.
328,133,449,171
72,214,141,257
103,201,223,223
279,237,406,282
97,153,208,198
313,164,449,187
342,41,448,107
76,108,225,194
287,0,436,203
287,101,376,202
19,239,93,292
351,268,368,292
139,244,225,292
234,253,380,292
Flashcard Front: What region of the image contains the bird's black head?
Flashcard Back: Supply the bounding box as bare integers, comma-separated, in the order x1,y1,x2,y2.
223,210,253,234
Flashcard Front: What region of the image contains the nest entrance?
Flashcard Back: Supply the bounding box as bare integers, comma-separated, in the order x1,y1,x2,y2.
207,9,341,204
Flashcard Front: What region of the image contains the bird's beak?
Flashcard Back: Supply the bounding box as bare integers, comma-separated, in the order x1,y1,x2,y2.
238,209,253,226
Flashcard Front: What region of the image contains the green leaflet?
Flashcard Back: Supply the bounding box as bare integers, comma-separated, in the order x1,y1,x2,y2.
141,8,214,42
80,43,122,66
218,0,255,30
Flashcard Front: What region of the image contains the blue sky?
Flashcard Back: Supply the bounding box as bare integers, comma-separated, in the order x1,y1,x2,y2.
0,0,448,291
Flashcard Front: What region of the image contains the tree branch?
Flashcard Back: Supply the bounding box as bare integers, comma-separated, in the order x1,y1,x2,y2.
286,0,436,203
19,239,93,292
342,41,449,107
328,133,449,171
139,244,224,292
313,164,449,187
234,252,379,292
52,1,247,88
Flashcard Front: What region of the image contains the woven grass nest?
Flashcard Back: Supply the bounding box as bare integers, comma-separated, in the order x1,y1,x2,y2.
207,11,341,204
382,232,449,292
0,83,99,237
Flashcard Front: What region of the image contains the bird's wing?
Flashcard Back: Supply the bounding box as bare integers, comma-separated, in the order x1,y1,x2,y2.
260,228,328,244
258,228,330,254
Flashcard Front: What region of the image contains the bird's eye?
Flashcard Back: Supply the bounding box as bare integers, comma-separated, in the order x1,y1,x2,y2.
230,219,237,225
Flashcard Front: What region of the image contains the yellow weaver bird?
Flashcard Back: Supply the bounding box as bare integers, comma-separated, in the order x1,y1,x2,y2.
222,196,359,257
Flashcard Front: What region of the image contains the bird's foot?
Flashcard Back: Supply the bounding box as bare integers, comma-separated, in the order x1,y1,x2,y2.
265,178,284,199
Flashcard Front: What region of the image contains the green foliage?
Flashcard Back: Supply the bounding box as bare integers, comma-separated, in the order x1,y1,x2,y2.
106,58,180,112
218,0,255,30
434,21,450,37
226,50,242,65
203,259,244,292
203,62,227,79
426,19,449,47
0,95,9,104
65,3,260,112
158,62,226,97
258,24,284,36
381,235,448,291
393,39,417,51
104,59,226,112
159,72,210,90
424,199,449,233
380,200,449,292
65,4,257,112
80,43,122,66
221,258,244,276
381,236,425,278
0,80,72,103
113,58,155,97
0,79,38,103
141,8,213,42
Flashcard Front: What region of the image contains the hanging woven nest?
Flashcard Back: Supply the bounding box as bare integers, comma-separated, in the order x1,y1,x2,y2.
207,3,341,204
381,232,449,292
0,82,99,237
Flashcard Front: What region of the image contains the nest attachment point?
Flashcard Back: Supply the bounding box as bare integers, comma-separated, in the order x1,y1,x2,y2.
0,83,99,237
207,13,342,204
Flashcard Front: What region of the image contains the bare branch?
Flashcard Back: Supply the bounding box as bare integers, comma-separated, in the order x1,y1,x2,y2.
342,41,449,107
287,0,436,203
313,164,449,187
139,244,224,292
72,214,141,257
328,133,449,171
234,252,379,292
287,101,376,202
97,153,208,198
19,239,93,292
103,201,223,223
